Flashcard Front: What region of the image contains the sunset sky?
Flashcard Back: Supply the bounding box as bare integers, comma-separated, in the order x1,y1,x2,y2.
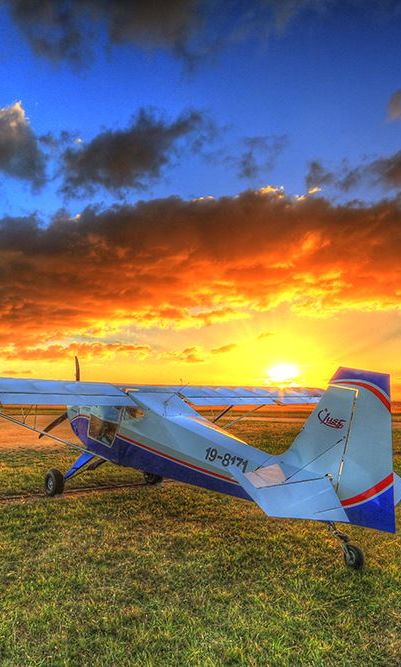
1,1,401,394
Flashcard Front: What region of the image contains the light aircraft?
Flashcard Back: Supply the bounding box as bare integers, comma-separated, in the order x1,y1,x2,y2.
0,363,399,570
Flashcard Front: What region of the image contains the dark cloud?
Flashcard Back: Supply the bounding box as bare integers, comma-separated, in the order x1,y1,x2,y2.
305,160,336,191
368,152,401,189
4,0,203,64
306,151,401,193
60,108,213,196
208,134,288,181
305,159,364,192
235,135,288,180
39,130,80,149
387,89,401,121
0,101,46,187
263,0,401,31
2,189,401,354
6,0,401,65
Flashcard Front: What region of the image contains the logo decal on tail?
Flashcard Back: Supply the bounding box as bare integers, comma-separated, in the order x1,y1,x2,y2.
318,408,346,429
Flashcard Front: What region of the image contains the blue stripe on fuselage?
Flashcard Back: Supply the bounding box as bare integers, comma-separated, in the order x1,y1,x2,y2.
70,415,250,500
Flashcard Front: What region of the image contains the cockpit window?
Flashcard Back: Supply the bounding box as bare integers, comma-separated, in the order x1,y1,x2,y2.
88,406,121,447
123,406,145,421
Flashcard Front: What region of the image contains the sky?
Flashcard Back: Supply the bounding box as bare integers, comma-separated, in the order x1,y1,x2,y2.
1,0,401,394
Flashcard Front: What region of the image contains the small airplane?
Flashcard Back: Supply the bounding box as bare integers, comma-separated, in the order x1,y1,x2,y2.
0,362,399,570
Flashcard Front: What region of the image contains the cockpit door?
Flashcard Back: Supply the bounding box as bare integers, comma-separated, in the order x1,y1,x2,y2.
88,406,122,447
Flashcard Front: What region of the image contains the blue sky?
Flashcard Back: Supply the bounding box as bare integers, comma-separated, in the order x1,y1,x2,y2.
1,2,401,218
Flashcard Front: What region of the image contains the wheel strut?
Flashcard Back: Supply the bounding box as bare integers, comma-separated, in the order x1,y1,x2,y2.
327,522,365,570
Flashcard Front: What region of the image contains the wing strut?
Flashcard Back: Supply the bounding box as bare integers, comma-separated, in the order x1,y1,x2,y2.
0,408,105,459
212,405,234,423
224,404,266,429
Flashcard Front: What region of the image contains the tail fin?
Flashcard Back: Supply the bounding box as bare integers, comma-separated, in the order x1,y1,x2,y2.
284,367,395,533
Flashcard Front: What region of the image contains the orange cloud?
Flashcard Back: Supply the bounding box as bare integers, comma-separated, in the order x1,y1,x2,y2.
169,346,206,364
1,189,401,362
1,368,32,376
2,342,151,361
211,343,237,354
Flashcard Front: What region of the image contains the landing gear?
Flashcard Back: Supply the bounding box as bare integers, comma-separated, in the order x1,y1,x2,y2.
143,472,163,485
343,543,365,570
44,469,65,497
328,522,365,570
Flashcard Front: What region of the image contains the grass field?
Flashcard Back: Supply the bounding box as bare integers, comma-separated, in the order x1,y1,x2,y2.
0,414,401,666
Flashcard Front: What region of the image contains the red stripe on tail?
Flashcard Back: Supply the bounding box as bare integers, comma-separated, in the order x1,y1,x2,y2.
341,473,394,507
334,380,391,412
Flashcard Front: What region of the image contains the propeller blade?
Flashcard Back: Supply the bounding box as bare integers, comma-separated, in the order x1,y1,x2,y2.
39,357,80,439
75,356,81,382
38,411,68,439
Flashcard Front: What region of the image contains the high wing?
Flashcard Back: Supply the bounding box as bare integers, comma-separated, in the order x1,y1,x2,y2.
122,384,324,406
0,377,323,408
0,377,323,451
0,378,134,406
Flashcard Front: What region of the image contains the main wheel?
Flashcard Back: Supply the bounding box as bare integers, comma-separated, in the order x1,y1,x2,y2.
45,469,65,497
343,543,365,570
143,472,163,485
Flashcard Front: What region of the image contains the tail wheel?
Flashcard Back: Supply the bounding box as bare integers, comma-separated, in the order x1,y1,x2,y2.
343,543,365,570
143,472,163,485
45,469,65,497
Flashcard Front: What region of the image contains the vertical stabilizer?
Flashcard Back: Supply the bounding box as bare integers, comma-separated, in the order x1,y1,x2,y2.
330,368,394,533
283,367,395,532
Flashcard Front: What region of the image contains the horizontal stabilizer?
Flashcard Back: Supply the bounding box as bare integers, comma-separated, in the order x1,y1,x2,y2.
230,463,349,523
0,378,134,406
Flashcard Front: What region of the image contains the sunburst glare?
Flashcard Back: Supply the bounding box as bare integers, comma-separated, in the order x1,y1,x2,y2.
265,362,300,386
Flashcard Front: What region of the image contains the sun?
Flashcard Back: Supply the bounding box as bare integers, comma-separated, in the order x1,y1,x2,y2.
265,362,300,386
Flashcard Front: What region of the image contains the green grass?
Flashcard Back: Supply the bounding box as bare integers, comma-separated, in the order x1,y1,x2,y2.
0,421,401,666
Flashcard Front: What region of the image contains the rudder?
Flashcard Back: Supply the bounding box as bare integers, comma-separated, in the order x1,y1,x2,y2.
331,368,395,533
283,367,395,533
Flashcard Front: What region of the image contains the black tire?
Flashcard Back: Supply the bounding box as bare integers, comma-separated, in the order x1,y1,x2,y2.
143,472,163,485
343,543,365,570
45,469,65,497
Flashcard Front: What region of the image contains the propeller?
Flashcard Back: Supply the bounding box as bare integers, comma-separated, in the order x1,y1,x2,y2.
75,355,80,382
39,356,80,439
38,411,68,438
